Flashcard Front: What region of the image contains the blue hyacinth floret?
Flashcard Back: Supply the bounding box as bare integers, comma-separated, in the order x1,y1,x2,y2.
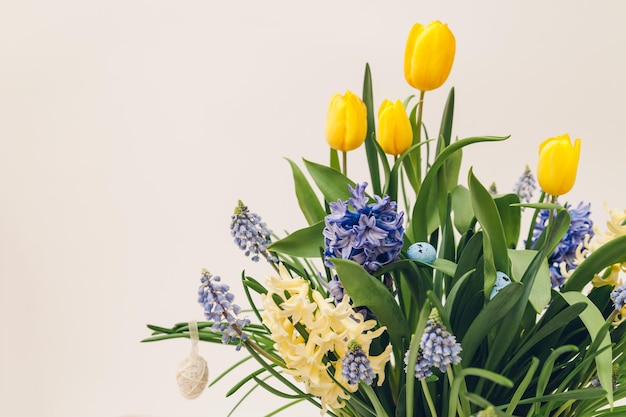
323,182,404,274
230,200,277,263
532,202,594,288
611,284,626,311
197,269,250,350
341,341,375,385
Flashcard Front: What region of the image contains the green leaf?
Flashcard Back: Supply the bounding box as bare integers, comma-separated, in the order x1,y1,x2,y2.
333,258,411,350
362,63,381,196
494,193,521,249
285,158,325,225
411,135,509,241
468,168,510,296
448,368,513,417
461,282,524,364
268,221,324,258
508,249,551,313
303,158,356,203
559,291,614,406
451,185,473,234
562,235,626,292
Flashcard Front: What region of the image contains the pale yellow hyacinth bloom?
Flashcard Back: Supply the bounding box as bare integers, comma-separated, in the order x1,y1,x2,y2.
261,264,392,414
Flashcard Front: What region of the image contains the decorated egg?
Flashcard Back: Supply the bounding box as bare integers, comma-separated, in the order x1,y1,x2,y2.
407,242,437,264
489,271,512,300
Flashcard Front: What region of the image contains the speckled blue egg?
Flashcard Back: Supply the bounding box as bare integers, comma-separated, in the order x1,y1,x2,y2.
407,242,437,264
489,271,512,300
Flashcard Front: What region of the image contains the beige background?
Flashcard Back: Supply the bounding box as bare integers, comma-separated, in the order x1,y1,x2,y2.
2,1,625,416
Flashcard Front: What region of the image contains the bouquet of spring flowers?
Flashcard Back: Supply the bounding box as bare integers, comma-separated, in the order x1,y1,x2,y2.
143,20,626,417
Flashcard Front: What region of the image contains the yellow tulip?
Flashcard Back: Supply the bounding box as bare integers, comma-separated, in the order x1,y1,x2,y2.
377,99,413,155
537,134,581,196
404,21,456,92
325,90,368,152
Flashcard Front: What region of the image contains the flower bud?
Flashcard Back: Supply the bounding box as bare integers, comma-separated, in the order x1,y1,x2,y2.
404,21,456,92
325,90,368,152
537,134,581,196
377,99,413,155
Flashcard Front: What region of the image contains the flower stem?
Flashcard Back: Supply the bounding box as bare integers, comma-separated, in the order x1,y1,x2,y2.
421,379,438,417
342,150,348,176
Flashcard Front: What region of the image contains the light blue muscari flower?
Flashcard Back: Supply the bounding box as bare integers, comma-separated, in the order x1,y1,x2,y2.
323,182,404,273
513,165,537,205
611,284,626,311
230,200,277,263
341,341,374,385
403,349,433,381
419,309,462,373
532,202,594,288
197,269,250,350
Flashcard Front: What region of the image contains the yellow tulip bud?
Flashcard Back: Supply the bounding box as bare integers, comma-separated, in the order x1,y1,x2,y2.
377,99,413,155
537,134,581,196
325,90,368,152
404,21,456,92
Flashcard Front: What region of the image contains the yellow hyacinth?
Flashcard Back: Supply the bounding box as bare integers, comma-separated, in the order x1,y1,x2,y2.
404,20,456,92
325,90,368,152
537,134,581,196
377,99,413,155
261,264,392,414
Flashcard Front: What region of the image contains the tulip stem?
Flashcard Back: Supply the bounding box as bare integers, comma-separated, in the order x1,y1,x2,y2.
342,151,348,176
416,90,426,184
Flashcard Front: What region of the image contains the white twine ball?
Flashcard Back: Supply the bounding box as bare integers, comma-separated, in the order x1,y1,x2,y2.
176,353,209,399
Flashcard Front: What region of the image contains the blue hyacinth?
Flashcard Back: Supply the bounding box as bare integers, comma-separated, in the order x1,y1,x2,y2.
230,200,277,263
323,182,404,273
197,269,250,349
531,202,594,288
341,341,374,385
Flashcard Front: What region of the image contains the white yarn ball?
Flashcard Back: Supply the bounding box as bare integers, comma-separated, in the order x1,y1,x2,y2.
176,354,209,399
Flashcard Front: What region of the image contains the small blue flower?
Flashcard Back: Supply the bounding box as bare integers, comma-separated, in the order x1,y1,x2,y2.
323,182,404,273
404,349,433,381
419,309,462,373
407,242,437,264
341,341,375,385
513,165,537,205
531,202,594,288
319,273,345,304
611,284,626,311
197,269,250,348
230,200,277,263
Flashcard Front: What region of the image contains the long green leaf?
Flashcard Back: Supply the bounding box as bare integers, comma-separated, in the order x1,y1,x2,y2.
560,291,614,406
285,158,325,225
268,221,324,258
508,249,551,313
562,235,626,292
411,135,509,242
303,158,356,203
362,63,381,195
333,258,411,350
468,168,510,296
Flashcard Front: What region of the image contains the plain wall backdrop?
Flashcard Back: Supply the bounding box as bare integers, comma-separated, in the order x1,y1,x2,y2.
2,1,626,416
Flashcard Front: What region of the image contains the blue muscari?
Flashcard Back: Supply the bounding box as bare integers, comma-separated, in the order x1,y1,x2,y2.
230,200,277,263
532,202,594,288
197,269,250,350
404,350,433,381
513,165,537,205
341,342,374,385
419,317,462,374
323,182,404,274
611,284,626,311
